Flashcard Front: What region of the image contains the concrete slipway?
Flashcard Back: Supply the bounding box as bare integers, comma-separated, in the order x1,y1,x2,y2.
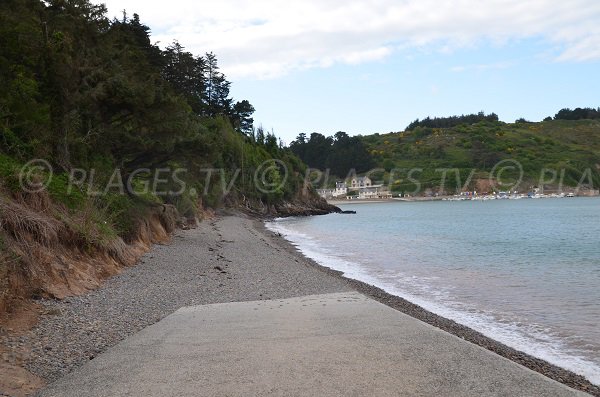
38,292,585,397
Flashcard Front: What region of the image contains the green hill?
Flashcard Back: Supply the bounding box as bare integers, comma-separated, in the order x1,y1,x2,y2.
361,119,600,194
290,118,600,195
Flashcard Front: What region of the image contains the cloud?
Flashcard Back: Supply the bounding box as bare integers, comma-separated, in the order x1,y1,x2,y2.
98,0,600,79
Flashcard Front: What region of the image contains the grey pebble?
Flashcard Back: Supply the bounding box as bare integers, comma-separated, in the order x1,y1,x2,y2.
0,216,349,385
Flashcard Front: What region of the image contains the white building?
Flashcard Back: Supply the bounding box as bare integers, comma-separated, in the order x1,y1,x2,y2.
345,176,392,199
316,188,335,199
319,177,392,200
358,186,393,199
317,182,348,199
351,176,372,188
335,181,348,197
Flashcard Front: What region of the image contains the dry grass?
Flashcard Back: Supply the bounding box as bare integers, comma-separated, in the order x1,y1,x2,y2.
0,188,181,320
59,200,112,248
0,199,62,247
0,252,13,313
105,238,136,266
13,189,51,213
158,204,178,234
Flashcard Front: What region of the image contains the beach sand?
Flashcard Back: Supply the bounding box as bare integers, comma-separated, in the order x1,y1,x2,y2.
2,215,598,396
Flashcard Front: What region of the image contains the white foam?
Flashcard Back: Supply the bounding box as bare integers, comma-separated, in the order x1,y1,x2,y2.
266,219,600,386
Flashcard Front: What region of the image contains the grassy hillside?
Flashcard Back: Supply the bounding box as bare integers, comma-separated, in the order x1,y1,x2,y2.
361,119,600,194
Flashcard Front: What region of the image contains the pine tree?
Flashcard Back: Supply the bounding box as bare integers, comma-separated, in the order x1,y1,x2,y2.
162,41,206,113
203,52,232,116
232,100,255,135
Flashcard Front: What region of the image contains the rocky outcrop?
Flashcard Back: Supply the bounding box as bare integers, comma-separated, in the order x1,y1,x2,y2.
273,185,342,217
273,198,340,217
232,187,341,218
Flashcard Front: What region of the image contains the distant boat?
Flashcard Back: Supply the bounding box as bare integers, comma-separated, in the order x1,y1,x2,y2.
567,193,575,198
340,210,357,214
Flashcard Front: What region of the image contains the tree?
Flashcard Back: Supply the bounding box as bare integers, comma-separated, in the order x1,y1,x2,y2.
255,125,265,145
231,100,255,136
128,13,163,68
0,0,307,204
162,41,206,114
289,133,307,160
554,107,600,121
406,112,499,130
289,131,374,176
211,72,231,115
264,132,278,155
203,52,231,116
328,131,374,176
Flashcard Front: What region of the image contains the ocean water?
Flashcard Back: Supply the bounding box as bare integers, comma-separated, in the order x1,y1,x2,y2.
266,198,600,385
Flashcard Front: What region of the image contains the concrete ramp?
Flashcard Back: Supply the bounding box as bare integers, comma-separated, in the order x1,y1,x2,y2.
39,292,584,396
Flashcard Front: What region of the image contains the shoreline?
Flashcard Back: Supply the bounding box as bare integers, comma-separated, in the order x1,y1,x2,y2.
327,199,397,205
327,196,600,205
1,214,597,396
258,219,600,396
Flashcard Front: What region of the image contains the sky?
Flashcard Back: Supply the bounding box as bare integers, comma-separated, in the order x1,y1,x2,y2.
97,0,600,143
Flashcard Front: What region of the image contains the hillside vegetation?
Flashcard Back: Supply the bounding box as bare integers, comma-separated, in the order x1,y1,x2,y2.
0,0,316,210
0,0,329,316
363,119,600,193
291,116,600,194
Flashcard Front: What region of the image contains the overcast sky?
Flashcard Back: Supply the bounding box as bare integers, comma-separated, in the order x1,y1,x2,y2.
97,0,600,142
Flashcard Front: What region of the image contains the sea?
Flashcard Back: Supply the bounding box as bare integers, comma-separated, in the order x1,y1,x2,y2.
266,198,600,385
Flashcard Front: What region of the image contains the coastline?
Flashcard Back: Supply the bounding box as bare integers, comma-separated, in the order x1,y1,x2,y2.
327,199,397,205
259,218,600,396
1,214,597,396
327,195,600,205
327,197,461,205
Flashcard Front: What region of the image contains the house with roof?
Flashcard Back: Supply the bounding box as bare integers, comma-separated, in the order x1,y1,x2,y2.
316,188,335,199
317,181,350,199
317,176,392,200
351,176,372,188
358,186,393,199
335,181,348,197
346,176,392,199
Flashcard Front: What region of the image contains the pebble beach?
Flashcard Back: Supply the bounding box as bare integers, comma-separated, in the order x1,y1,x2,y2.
1,215,598,396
